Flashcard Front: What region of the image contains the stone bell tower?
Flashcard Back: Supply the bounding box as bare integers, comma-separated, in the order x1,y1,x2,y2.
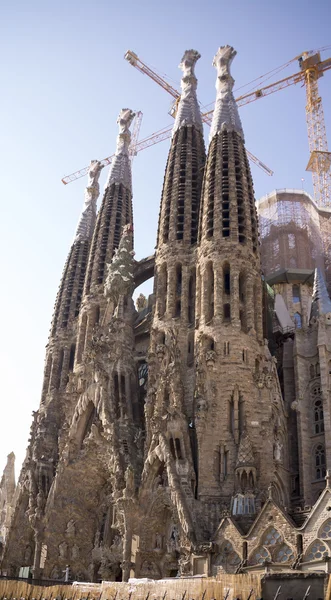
135,50,206,573
194,46,288,527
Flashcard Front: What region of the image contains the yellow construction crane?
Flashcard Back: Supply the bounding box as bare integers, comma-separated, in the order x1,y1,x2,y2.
125,47,331,208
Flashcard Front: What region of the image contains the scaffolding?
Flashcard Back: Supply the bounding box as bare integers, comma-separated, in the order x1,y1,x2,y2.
257,189,330,280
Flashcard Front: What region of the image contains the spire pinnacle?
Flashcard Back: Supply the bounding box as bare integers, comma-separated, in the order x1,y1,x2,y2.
173,49,203,135
311,267,331,317
106,108,135,191
209,45,244,141
73,160,104,243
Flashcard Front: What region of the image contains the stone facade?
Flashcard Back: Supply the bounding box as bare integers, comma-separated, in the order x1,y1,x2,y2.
2,45,331,583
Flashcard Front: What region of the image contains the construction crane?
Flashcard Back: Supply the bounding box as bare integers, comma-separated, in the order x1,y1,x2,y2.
124,50,273,177
62,111,143,185
61,60,274,185
125,48,331,207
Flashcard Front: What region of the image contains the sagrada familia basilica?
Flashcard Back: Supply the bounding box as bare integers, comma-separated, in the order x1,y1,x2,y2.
1,45,331,582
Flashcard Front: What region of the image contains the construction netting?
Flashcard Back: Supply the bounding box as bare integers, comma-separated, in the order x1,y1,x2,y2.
257,189,329,279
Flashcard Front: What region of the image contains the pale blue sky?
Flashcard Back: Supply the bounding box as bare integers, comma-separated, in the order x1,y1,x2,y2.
0,0,330,477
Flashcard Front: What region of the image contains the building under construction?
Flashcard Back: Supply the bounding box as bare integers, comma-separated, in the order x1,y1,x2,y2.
1,45,331,585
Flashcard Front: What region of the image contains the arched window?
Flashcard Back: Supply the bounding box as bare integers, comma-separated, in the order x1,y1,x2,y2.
232,493,255,515
293,312,302,329
292,285,300,303
313,398,324,434
319,519,331,540
223,263,231,295
205,262,214,322
314,444,326,480
158,264,167,318
69,344,75,371
223,303,231,322
188,270,196,325
249,546,270,565
305,540,328,561
175,264,182,317
274,544,294,563
262,527,282,546
213,541,241,573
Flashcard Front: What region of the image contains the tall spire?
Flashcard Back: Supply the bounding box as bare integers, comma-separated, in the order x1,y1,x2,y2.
311,267,331,317
198,45,257,251
173,49,203,135
51,160,103,336
74,160,104,243
209,45,244,141
105,108,135,191
84,109,135,293
157,50,205,246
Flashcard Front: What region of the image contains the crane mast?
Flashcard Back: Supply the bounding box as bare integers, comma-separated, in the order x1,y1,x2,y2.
300,52,331,207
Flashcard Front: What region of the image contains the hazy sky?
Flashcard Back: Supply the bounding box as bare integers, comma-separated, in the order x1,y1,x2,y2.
0,0,330,479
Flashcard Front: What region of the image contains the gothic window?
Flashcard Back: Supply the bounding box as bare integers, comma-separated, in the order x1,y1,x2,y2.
175,264,182,317
187,332,194,367
319,519,331,540
223,263,231,295
175,438,182,460
313,398,324,434
239,399,245,435
214,541,241,571
56,349,64,389
205,262,214,322
305,540,328,561
274,544,294,563
223,303,231,322
188,270,196,325
314,444,326,480
312,384,321,396
232,494,255,515
293,312,302,328
292,284,300,303
229,400,234,435
310,364,315,379
120,375,127,417
69,344,75,371
158,264,167,318
262,527,282,546
249,546,270,565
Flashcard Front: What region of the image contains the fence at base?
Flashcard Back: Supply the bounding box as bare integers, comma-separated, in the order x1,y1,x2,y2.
0,575,261,600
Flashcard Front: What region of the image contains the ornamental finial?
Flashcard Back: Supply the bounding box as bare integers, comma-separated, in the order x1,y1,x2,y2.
173,49,203,135
106,109,135,190
209,45,244,141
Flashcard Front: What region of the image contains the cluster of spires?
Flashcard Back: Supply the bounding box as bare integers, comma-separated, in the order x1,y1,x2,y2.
71,45,243,250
